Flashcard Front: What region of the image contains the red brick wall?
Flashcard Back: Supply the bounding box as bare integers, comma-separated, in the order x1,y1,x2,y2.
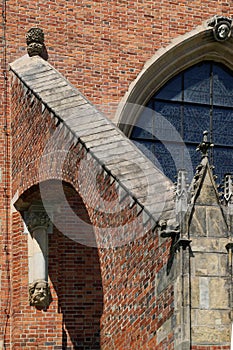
0,3,11,346
8,66,176,349
6,1,233,116
2,1,233,348
11,183,103,349
11,209,63,349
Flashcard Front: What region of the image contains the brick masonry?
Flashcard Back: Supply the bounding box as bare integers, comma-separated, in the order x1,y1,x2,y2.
8,75,176,349
4,1,233,118
0,1,233,349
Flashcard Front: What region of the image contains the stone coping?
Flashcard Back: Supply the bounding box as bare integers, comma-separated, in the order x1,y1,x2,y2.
10,55,176,228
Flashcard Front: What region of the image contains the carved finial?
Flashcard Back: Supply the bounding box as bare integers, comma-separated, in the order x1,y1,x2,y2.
207,15,232,42
26,27,48,59
223,174,233,228
224,173,233,203
196,130,214,158
176,169,188,216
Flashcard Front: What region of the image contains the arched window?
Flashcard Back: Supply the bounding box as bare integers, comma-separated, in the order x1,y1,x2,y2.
130,61,233,182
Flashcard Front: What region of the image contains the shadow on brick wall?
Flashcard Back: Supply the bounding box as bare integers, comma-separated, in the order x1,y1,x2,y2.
48,184,103,349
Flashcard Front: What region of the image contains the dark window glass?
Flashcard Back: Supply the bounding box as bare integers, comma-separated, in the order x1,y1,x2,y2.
156,75,182,101
183,105,210,143
130,62,233,182
213,65,233,107
184,63,210,104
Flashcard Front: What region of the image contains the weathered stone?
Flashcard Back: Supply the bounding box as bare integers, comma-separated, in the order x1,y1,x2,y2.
22,70,55,82
189,207,207,237
206,206,228,237
25,210,50,232
196,309,231,326
194,168,219,206
191,237,229,253
79,123,115,138
219,254,228,276
199,277,209,309
157,265,175,294
26,27,44,45
208,16,232,42
191,276,200,308
157,318,172,344
192,325,230,343
194,253,219,276
209,278,229,309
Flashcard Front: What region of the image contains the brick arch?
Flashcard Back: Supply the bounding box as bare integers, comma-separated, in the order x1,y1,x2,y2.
13,179,104,349
10,55,178,349
10,80,106,347
117,24,233,136
11,77,151,249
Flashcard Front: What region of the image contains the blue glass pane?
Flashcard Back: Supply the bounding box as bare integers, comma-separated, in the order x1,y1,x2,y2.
130,61,233,183
154,102,181,139
131,105,154,139
213,147,233,182
183,105,210,142
184,63,210,104
155,75,182,101
155,141,193,181
213,108,233,145
154,142,181,181
213,64,233,107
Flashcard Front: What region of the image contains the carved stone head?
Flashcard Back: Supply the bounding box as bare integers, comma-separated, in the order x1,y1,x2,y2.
207,16,232,42
29,279,52,310
26,27,48,60
215,21,231,41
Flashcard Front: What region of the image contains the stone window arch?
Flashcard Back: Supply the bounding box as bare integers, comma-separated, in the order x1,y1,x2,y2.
117,22,233,182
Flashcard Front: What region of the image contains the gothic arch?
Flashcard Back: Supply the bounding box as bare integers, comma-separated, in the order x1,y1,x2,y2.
117,23,233,136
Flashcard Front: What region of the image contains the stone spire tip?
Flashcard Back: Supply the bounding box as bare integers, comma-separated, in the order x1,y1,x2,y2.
196,130,214,158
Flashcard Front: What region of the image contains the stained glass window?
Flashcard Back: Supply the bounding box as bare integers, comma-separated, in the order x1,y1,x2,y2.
130,61,233,183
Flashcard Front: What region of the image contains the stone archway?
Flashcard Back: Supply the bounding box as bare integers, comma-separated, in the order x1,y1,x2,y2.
117,22,233,136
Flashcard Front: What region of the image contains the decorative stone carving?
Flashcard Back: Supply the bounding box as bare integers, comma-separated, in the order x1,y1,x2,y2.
223,174,233,230
29,279,52,310
25,203,52,309
176,169,188,217
25,210,50,232
224,174,233,203
196,130,214,158
208,16,232,42
26,27,44,45
159,219,180,238
26,27,47,59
